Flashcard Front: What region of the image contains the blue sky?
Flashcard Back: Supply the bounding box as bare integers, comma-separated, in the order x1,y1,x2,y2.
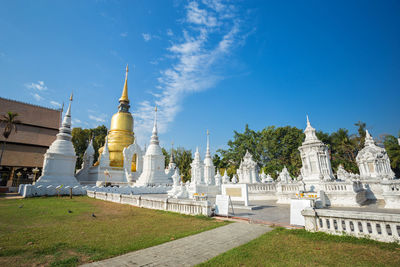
1,0,399,154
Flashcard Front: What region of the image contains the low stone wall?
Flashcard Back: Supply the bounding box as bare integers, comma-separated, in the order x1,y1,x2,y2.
87,190,212,216
302,207,400,243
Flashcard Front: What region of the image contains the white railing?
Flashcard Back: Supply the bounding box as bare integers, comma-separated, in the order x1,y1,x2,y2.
248,183,276,193
87,191,211,216
302,208,400,243
280,184,299,192
322,181,363,193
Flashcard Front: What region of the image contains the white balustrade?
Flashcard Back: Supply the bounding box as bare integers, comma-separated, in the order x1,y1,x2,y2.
302,208,400,243
86,190,211,216
248,183,276,193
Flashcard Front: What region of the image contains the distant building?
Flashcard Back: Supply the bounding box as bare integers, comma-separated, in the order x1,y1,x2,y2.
0,97,61,188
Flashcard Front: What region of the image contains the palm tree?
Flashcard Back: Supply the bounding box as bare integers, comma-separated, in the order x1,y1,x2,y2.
0,112,21,165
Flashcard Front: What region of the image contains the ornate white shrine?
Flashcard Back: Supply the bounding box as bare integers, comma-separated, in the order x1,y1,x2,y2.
356,130,395,180
237,150,259,184
298,116,334,191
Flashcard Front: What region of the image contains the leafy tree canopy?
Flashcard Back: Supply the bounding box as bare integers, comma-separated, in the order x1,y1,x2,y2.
71,125,108,169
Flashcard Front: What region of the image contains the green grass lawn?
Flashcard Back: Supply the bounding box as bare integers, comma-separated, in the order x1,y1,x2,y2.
199,227,400,267
0,196,227,267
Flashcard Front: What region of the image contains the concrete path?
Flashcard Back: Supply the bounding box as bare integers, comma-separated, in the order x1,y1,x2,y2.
81,222,271,267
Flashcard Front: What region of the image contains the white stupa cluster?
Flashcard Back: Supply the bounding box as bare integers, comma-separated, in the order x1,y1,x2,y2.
19,95,175,197
17,68,399,211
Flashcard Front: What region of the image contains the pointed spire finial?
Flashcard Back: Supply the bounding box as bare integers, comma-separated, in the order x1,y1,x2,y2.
206,129,211,157
152,104,158,135
63,92,73,121
119,64,129,103
150,104,159,145
306,115,310,127
103,135,109,153
365,129,375,146
170,141,175,163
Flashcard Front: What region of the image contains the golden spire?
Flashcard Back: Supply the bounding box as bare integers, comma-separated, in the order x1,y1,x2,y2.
119,64,129,103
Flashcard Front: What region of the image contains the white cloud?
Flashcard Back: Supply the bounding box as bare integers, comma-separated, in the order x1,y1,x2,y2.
142,33,151,42
133,0,244,144
89,115,106,123
25,81,47,91
50,100,61,108
186,1,217,27
32,93,43,101
120,32,128,37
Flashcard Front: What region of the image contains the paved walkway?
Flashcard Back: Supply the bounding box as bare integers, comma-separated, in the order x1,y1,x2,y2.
81,222,271,267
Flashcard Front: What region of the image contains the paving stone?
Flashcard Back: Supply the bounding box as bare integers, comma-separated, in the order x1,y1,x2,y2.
81,222,271,267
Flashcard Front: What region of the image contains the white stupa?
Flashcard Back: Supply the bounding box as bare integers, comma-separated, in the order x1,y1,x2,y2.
237,150,259,183
36,94,80,186
75,138,94,179
135,106,173,186
222,170,230,184
204,130,215,185
298,116,334,191
356,130,395,180
190,147,204,185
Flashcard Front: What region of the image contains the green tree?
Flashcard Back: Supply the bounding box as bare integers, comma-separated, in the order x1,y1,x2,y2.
163,147,193,182
384,135,400,177
218,125,304,178
71,125,107,169
212,154,222,169
0,112,21,165
353,121,367,150
329,128,359,173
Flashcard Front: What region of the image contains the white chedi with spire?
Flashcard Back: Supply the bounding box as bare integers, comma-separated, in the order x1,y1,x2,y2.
76,138,95,178
99,135,110,167
356,130,395,180
190,147,204,185
36,94,80,186
222,169,230,184
136,106,173,186
165,142,177,177
214,169,222,186
237,150,259,183
204,130,215,185
84,138,95,165
298,116,334,191
168,168,182,198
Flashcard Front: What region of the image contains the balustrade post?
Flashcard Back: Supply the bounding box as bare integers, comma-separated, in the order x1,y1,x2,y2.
353,220,361,236
361,221,369,235
337,219,343,232
329,218,334,232
371,221,379,236
380,223,388,240
344,220,352,234
390,223,399,240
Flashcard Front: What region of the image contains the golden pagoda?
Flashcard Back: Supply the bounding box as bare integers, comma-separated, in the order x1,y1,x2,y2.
98,65,135,167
